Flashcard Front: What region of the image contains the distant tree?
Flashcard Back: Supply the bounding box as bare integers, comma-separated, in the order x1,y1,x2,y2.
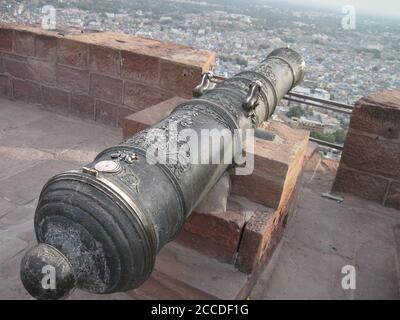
333,129,347,144
310,131,336,144
286,106,305,118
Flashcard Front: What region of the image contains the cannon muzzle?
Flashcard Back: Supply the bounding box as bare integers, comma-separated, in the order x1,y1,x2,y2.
20,48,305,299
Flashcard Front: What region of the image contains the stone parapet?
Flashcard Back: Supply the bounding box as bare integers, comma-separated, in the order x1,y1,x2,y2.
0,24,215,127
333,88,400,210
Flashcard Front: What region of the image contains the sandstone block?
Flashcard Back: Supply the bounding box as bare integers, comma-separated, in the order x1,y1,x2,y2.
384,181,400,210
27,58,56,85
333,166,389,203
57,39,88,67
70,92,95,121
12,79,41,103
123,81,172,111
14,31,35,56
0,29,13,52
350,88,400,140
41,85,70,115
90,73,123,104
341,132,400,180
159,60,202,98
0,74,10,98
121,51,159,84
95,99,119,127
56,64,89,93
231,122,309,209
89,45,120,76
4,58,33,80
35,35,57,61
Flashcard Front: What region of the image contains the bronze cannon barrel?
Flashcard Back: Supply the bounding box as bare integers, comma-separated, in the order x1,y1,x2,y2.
20,48,305,299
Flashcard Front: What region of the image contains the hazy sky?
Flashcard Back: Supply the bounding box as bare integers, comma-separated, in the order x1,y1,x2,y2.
279,0,400,17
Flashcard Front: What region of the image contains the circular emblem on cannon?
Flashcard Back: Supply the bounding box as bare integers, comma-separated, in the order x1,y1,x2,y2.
94,160,121,173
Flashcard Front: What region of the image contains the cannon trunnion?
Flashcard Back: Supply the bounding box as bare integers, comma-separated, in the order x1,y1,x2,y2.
20,48,305,299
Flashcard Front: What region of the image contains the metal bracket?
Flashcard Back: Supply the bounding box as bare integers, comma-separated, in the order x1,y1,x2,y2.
243,81,262,111
192,71,214,97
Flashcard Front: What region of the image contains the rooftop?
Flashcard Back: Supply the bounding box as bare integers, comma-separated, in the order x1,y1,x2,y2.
1,98,399,299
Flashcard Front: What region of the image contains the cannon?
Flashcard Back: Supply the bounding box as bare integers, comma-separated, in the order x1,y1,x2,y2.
20,48,305,300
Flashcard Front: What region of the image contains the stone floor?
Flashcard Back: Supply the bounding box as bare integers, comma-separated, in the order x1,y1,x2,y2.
0,98,399,300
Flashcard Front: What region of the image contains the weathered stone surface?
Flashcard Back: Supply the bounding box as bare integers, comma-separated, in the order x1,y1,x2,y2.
89,45,120,76
341,132,400,180
251,240,353,300
27,58,56,85
12,79,41,103
90,73,123,104
350,88,400,140
159,60,202,98
0,53,4,73
285,187,357,258
333,88,400,207
95,99,119,126
0,146,51,181
57,39,88,67
14,31,35,56
70,92,94,121
0,237,28,265
41,85,70,115
56,64,89,93
0,160,78,205
0,199,16,219
2,52,27,62
235,209,275,274
132,269,213,300
117,105,134,128
0,29,13,52
0,203,35,230
121,51,159,84
123,81,172,110
4,58,34,80
386,181,400,210
333,166,389,203
0,75,10,98
139,242,249,300
122,96,187,138
231,122,309,209
0,113,106,155
35,35,57,61
177,207,245,263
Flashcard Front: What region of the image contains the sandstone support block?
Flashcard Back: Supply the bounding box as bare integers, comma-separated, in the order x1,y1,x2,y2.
231,122,309,209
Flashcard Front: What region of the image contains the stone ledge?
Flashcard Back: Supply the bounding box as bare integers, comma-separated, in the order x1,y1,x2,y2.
0,23,216,70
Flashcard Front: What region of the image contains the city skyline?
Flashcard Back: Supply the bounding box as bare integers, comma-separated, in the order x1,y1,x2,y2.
266,0,400,18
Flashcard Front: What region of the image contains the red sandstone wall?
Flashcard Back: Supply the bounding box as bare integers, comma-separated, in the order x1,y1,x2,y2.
333,88,400,210
0,24,215,127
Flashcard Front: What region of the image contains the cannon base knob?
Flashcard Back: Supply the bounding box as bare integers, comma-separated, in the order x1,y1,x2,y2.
20,244,76,300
